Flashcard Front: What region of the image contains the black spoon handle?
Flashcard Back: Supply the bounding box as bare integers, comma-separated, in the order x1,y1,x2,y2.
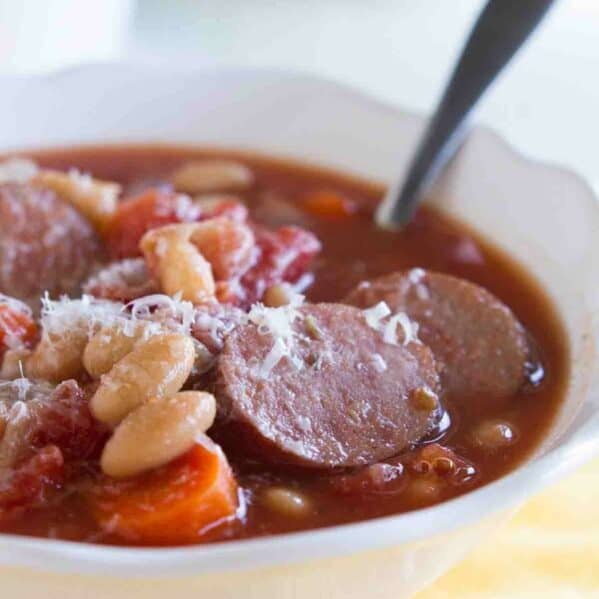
376,0,556,228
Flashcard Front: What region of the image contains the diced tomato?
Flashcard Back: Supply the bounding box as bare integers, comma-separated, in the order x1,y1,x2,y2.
237,225,321,306
30,380,108,461
0,380,107,472
190,218,256,281
105,188,201,259
0,445,65,514
302,190,357,219
105,187,320,307
0,381,106,516
0,301,37,360
273,226,322,282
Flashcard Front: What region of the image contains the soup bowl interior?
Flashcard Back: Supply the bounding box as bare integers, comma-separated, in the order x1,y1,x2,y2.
0,65,597,598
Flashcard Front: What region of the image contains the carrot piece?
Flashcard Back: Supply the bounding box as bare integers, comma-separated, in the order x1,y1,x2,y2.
302,190,357,219
0,304,37,359
104,188,200,259
91,442,238,544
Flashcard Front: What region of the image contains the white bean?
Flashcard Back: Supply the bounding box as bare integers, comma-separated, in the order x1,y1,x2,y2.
34,169,120,233
101,391,216,478
83,322,151,379
140,224,216,303
406,478,441,504
90,333,195,427
171,160,254,194
261,487,311,517
27,324,90,383
470,419,517,450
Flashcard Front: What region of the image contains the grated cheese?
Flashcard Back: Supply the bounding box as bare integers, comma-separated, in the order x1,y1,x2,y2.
407,267,426,284
173,193,202,221
40,293,126,339
126,292,196,336
0,293,32,317
363,301,419,347
258,337,289,378
67,168,94,190
363,301,391,329
246,299,304,377
0,158,38,184
8,400,28,422
407,267,430,300
247,302,300,343
383,312,418,346
370,353,388,373
0,378,32,402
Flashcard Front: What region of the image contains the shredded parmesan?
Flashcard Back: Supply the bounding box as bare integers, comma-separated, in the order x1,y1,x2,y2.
0,378,32,402
363,301,391,329
407,267,426,284
292,272,314,294
383,312,418,345
40,294,125,338
126,292,196,336
8,399,28,422
407,267,430,300
363,301,419,346
67,168,94,190
0,293,32,317
370,353,388,373
247,302,300,343
246,299,304,377
258,337,289,378
0,158,38,184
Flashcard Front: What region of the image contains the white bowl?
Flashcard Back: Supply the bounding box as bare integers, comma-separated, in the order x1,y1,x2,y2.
0,65,597,599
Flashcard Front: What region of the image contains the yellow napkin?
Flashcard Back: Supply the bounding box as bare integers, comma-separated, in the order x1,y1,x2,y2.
416,458,599,598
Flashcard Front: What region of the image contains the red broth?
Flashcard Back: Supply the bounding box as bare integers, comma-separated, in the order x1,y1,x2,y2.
0,145,568,545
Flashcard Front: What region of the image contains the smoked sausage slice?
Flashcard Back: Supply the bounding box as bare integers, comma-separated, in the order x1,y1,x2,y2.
216,303,441,468
345,269,531,399
0,183,103,308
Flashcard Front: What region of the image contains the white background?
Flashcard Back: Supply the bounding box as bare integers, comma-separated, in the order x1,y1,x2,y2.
1,0,598,189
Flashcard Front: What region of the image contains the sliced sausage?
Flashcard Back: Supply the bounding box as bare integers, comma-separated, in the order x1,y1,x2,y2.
345,269,530,399
0,183,103,308
216,303,441,468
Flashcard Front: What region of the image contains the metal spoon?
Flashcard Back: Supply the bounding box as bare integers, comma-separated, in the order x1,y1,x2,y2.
376,0,556,229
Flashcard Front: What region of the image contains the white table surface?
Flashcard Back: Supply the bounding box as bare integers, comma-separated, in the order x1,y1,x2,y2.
1,0,598,190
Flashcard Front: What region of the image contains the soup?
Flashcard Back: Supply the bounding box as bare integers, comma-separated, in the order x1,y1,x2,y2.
0,146,567,546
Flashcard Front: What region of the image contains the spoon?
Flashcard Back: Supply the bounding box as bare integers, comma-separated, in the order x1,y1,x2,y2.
376,0,556,229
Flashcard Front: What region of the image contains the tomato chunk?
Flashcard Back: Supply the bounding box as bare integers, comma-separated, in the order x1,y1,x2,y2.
0,300,37,360
235,225,321,307
0,380,106,472
91,443,238,544
105,188,201,259
0,445,64,514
